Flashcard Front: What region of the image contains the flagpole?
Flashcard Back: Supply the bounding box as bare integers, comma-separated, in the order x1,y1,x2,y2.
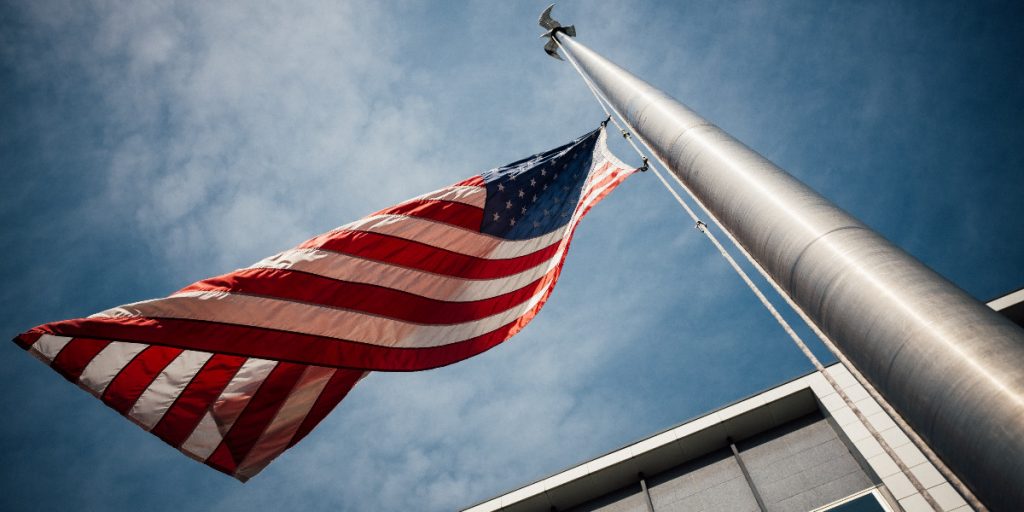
548,17,1024,512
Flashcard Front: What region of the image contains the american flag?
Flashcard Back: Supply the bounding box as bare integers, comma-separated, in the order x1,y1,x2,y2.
13,126,635,481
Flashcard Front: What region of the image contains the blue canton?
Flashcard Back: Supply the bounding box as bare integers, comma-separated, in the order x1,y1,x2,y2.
480,128,600,240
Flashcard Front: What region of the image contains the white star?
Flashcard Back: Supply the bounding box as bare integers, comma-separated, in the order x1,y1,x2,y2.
530,178,537,187
518,189,525,198
506,200,513,209
553,173,559,180
497,183,505,192
532,194,538,202
493,212,500,221
533,221,541,228
542,184,548,191
540,169,547,176
510,218,516,226
543,209,550,216
521,206,527,215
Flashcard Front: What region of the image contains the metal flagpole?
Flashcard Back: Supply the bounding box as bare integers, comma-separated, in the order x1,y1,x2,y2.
558,43,951,510
541,9,1024,512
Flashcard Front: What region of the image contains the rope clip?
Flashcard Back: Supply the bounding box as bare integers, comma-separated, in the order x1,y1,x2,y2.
695,220,707,231
600,115,610,128
639,157,649,172
620,129,631,139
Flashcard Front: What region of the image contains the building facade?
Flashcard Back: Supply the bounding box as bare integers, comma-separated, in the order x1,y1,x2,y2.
463,290,1024,512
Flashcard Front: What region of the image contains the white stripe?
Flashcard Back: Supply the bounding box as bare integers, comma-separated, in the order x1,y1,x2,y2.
249,247,554,303
129,350,214,430
573,166,627,220
595,129,633,173
78,342,148,396
181,413,221,459
334,213,569,260
179,358,278,460
29,334,72,362
235,366,336,479
407,185,486,208
96,287,550,349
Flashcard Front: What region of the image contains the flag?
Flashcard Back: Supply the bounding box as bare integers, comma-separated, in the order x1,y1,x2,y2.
13,126,635,481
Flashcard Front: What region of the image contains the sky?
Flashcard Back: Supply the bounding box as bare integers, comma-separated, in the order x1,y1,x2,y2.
1,1,1022,510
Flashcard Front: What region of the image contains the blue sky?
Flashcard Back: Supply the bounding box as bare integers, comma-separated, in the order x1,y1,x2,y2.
1,1,1022,510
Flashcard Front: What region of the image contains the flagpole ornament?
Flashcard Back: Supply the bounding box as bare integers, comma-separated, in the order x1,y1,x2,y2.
538,4,574,60
552,18,1024,512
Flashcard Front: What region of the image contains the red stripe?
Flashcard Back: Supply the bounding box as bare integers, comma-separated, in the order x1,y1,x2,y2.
206,443,238,477
32,311,529,371
102,346,183,414
13,332,40,350
216,362,306,472
179,265,556,324
372,199,483,231
50,338,110,382
286,369,364,449
298,229,561,280
150,354,247,447
453,176,484,187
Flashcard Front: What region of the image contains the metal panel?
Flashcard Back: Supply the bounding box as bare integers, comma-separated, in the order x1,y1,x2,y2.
565,482,647,512
647,448,760,512
738,413,873,511
557,33,1024,511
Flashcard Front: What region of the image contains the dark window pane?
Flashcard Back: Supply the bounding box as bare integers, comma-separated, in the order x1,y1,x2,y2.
825,493,886,512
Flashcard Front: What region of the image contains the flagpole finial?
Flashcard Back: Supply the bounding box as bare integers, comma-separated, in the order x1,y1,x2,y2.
538,4,575,60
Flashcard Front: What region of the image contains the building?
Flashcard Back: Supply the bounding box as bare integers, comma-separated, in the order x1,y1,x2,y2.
463,289,1024,512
